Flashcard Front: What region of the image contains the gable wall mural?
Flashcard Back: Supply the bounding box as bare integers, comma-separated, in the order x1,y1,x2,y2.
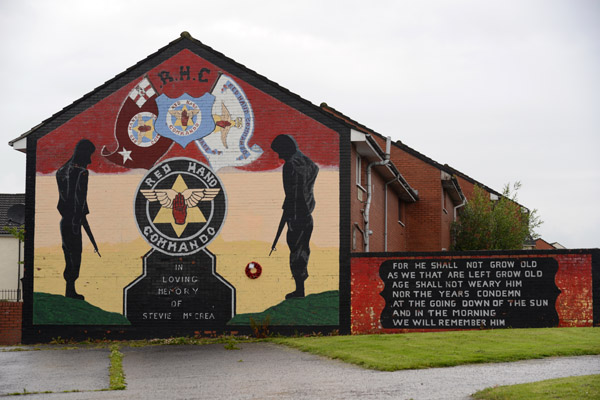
32,48,341,331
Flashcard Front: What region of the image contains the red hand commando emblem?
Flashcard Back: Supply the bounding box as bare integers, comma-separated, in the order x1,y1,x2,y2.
140,188,220,225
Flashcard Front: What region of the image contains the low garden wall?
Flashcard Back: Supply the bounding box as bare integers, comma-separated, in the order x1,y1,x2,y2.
0,302,22,345
351,249,599,334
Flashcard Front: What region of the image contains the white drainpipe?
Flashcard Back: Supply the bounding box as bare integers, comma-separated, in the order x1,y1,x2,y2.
364,136,391,252
454,197,467,221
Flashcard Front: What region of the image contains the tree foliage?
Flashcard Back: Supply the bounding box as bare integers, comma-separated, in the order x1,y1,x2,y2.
3,225,24,242
451,182,542,250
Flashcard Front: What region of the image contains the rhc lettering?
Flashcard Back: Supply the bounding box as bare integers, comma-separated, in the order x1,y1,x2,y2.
157,65,211,85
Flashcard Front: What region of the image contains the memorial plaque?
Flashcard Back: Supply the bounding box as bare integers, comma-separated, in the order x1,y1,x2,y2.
124,249,235,327
380,258,560,329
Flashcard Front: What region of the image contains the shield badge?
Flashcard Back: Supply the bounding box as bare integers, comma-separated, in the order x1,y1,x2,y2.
155,93,216,148
101,77,173,169
195,74,263,170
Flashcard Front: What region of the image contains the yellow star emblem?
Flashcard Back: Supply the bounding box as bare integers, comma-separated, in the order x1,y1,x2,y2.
169,105,200,131
152,175,207,237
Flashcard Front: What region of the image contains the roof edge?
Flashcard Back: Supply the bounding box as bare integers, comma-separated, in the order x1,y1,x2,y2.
11,32,350,146
320,102,504,199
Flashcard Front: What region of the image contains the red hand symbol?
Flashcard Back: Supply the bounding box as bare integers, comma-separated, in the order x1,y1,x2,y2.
172,193,187,225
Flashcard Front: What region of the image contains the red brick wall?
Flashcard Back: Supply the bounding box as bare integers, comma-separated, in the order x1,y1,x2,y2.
441,189,454,250
0,302,22,345
370,136,449,251
339,116,473,253
386,194,408,252
456,176,477,201
536,239,555,250
554,253,593,326
351,251,596,334
351,145,408,252
366,163,388,253
391,150,443,251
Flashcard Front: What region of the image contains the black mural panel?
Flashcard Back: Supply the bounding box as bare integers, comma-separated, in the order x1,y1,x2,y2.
593,250,600,326
380,258,560,329
124,249,235,327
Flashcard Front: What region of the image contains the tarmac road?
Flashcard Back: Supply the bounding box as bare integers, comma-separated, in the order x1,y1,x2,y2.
1,343,599,399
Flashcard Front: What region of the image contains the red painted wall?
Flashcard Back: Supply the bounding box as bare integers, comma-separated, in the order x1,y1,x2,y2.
351,251,596,334
37,49,340,175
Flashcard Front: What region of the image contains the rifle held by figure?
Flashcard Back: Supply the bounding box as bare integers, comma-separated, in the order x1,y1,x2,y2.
82,217,101,257
269,213,287,256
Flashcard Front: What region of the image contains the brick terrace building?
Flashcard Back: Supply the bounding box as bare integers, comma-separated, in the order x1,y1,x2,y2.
9,33,593,342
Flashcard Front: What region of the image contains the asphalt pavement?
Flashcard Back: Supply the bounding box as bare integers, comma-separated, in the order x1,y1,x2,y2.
1,343,599,399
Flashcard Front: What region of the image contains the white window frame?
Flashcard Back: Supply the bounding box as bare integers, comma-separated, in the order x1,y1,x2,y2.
356,155,366,201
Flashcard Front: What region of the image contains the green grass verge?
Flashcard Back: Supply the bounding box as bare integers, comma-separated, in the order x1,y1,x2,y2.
108,344,126,390
271,327,600,371
34,292,131,325
6,389,54,396
228,290,339,326
472,374,600,400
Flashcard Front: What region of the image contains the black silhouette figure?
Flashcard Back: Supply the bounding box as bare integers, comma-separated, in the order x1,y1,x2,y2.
56,139,99,300
270,135,319,299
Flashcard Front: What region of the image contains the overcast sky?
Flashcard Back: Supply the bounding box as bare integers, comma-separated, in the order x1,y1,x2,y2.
1,0,598,248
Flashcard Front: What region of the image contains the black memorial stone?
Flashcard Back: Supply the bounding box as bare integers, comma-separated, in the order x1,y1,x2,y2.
124,249,235,327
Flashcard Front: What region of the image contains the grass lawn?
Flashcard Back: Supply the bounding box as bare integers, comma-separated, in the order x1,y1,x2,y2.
472,374,600,400
7,328,597,399
271,327,600,371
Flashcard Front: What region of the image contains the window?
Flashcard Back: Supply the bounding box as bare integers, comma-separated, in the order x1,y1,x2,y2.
356,155,366,201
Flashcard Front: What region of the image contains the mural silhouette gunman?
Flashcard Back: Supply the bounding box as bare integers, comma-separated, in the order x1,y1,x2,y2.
270,134,319,299
56,139,100,300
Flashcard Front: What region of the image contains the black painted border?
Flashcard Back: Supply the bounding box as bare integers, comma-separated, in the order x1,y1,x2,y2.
592,249,600,326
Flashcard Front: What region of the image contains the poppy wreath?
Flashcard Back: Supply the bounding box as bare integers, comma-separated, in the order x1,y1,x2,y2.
245,262,262,279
